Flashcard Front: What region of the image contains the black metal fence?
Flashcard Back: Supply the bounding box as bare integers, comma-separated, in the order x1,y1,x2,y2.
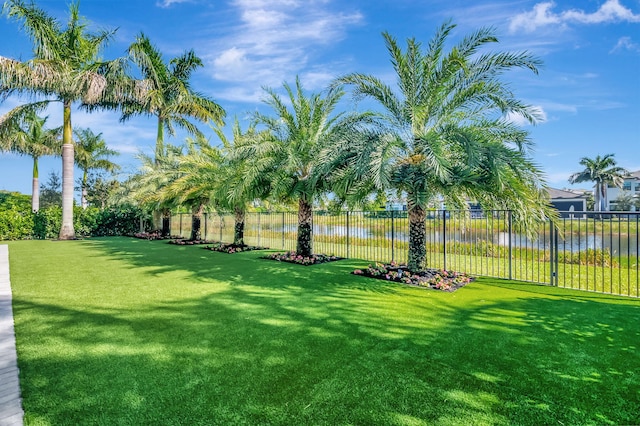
171,210,640,298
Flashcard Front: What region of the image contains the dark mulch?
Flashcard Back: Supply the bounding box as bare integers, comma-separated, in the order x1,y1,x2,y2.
262,251,344,266
168,239,213,245
133,232,182,241
352,261,473,292
203,242,268,254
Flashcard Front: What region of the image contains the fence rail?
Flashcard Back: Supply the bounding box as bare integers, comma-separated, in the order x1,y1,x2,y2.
170,210,640,298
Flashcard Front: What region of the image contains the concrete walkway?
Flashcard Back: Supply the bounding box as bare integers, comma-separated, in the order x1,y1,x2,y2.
0,245,24,426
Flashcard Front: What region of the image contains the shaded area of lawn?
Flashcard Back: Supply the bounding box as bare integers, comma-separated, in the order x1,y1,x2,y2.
7,237,640,425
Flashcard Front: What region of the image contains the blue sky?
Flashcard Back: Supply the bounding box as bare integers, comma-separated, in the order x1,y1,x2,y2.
0,0,639,196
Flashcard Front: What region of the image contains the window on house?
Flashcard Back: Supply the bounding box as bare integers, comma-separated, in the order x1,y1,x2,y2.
623,182,631,190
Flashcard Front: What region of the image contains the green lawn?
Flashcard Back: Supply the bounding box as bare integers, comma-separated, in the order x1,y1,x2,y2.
6,237,640,425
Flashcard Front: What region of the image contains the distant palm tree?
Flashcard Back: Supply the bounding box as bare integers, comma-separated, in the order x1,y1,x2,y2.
127,145,184,237
569,154,627,212
1,1,130,239
334,22,555,271
239,77,366,257
0,110,60,212
73,128,119,209
124,33,226,162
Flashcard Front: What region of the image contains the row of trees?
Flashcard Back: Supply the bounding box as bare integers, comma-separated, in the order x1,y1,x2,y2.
1,1,556,271
0,109,119,211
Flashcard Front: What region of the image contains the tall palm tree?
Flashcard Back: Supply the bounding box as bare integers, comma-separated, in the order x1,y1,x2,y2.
569,154,627,212
1,0,130,239
240,77,364,257
0,110,60,212
73,127,119,209
124,33,226,162
334,22,555,271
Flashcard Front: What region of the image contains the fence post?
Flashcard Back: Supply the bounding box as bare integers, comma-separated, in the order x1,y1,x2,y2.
346,211,350,258
391,209,395,262
257,213,261,247
443,210,447,271
549,224,555,286
508,210,513,280
204,212,208,241
282,212,285,250
219,215,222,242
554,223,559,286
179,213,183,237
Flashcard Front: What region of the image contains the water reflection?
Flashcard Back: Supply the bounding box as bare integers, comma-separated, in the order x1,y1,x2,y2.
263,224,639,256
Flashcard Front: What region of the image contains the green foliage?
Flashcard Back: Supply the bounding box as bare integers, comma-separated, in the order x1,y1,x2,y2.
0,195,150,240
91,205,151,236
0,206,34,239
0,191,31,212
33,207,62,239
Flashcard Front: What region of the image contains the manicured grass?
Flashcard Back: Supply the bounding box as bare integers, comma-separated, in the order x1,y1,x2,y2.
7,237,640,425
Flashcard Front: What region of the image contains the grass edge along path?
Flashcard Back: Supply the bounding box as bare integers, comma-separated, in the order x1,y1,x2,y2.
7,238,640,425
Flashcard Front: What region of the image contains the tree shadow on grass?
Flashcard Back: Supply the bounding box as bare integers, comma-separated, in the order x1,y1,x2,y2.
10,238,640,425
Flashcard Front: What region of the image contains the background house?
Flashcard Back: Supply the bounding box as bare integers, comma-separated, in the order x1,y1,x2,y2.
548,188,587,217
607,170,640,211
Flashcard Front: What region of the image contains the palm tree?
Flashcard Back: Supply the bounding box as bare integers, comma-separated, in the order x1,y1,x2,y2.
240,77,364,257
161,136,217,241
126,145,184,236
569,154,627,212
334,22,555,271
0,110,60,212
73,127,119,209
212,119,272,245
124,33,226,162
1,0,130,239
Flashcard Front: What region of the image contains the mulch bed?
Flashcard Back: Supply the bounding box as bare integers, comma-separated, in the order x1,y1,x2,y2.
133,232,182,240
168,239,213,245
352,261,473,292
203,242,268,254
262,251,344,266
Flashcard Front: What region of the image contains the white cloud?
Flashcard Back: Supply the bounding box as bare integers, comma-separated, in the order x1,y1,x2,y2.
509,0,640,33
505,105,547,126
204,0,363,101
156,0,192,8
610,36,640,52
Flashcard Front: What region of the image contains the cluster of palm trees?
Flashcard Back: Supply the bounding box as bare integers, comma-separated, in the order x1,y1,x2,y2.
0,1,556,271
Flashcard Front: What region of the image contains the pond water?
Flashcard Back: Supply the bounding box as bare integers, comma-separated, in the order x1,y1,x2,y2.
264,224,639,256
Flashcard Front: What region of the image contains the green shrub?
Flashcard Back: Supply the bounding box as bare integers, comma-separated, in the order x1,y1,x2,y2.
0,207,35,239
33,207,62,239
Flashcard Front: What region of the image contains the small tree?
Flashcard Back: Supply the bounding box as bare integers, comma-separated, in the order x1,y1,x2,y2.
40,171,62,209
74,128,120,209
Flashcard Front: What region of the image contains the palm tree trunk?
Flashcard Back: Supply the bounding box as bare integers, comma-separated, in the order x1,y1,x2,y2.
407,198,427,271
190,204,204,241
155,116,164,163
31,157,39,212
59,100,75,240
161,208,171,237
297,197,313,257
234,206,246,246
81,169,88,209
